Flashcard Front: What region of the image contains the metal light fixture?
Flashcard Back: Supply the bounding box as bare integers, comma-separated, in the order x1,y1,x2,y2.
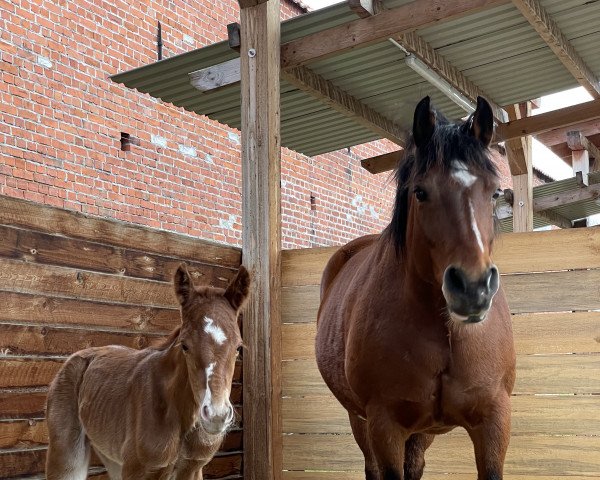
403,54,476,114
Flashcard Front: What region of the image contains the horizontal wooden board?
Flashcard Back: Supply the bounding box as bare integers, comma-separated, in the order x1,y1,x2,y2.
282,312,600,359
282,268,600,322
0,447,242,478
0,291,179,333
282,354,600,397
0,194,241,268
0,389,48,419
0,419,47,449
0,357,243,390
282,394,600,436
283,473,597,480
0,324,163,356
0,384,243,420
0,258,177,308
281,228,600,287
283,433,600,476
0,419,243,452
0,225,237,285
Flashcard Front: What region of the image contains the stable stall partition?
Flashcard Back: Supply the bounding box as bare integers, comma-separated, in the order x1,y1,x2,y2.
281,228,600,479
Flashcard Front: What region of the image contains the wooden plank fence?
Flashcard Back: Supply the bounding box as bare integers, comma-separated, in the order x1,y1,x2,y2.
280,228,600,479
0,195,243,479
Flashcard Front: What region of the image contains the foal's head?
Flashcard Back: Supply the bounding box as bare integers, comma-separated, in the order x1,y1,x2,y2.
173,264,250,434
391,96,501,324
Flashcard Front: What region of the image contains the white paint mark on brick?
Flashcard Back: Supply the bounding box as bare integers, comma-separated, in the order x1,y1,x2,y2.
183,34,195,46
346,213,354,222
219,214,237,230
204,153,214,164
369,206,379,220
227,132,240,145
351,195,368,215
281,180,288,188
36,55,52,68
178,144,197,157
151,135,167,148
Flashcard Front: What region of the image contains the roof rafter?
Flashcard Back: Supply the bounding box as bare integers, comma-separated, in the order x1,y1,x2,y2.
511,0,600,99
280,0,511,69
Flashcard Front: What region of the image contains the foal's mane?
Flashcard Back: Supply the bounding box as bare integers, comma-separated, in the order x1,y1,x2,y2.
388,110,498,253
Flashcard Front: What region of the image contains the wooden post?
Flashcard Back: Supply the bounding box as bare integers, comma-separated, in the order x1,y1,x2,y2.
506,102,534,232
567,131,591,186
238,1,282,480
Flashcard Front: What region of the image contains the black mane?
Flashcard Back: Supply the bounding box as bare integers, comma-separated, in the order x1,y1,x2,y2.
388,111,498,253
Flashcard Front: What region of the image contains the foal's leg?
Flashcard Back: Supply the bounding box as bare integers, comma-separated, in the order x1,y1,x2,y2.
348,413,378,480
46,356,91,480
366,407,408,480
173,459,205,480
95,450,123,480
403,433,434,480
466,395,511,480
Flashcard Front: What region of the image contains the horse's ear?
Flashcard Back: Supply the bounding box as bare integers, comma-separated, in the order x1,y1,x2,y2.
174,264,194,305
413,96,436,149
224,266,251,312
469,96,494,147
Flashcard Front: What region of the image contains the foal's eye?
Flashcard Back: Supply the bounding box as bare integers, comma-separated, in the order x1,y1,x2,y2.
492,189,502,200
236,346,243,357
414,187,428,202
181,343,189,353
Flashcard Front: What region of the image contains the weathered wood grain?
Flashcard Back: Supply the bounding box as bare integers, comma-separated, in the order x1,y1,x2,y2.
0,389,48,419
0,448,242,479
281,394,600,436
0,324,162,356
0,195,240,268
0,224,236,284
282,354,600,397
0,419,48,449
283,473,596,480
0,258,177,308
283,433,600,476
0,291,179,333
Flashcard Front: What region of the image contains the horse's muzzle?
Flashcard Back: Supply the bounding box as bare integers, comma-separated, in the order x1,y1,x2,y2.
442,264,499,323
201,402,234,435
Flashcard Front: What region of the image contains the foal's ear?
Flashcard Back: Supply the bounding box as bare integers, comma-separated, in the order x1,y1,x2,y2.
469,96,494,147
224,266,251,312
413,96,436,149
174,264,194,305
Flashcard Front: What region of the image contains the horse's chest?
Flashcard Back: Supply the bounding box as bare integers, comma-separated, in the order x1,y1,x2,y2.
179,430,221,462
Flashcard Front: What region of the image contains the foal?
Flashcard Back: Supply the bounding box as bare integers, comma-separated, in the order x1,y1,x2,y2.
316,97,516,480
46,264,250,480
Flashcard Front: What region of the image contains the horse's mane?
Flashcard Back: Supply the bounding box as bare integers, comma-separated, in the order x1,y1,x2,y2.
387,110,498,253
152,326,182,351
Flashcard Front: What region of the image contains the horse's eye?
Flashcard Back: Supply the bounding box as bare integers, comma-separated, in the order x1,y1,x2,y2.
181,343,189,353
492,189,502,200
414,187,428,202
236,345,243,357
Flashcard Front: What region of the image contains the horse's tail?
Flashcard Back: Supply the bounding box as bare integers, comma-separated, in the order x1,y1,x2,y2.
46,353,92,480
320,234,379,301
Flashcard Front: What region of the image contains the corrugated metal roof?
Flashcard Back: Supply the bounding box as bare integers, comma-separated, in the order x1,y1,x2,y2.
111,0,600,158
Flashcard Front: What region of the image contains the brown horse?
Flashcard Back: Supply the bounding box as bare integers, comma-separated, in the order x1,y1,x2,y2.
316,97,516,480
45,264,250,480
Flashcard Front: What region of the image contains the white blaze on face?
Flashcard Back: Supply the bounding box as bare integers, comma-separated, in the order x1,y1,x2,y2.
204,316,227,345
451,160,477,188
468,199,485,253
203,361,216,410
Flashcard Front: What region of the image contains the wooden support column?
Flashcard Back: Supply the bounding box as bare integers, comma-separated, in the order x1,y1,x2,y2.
568,131,591,185
506,103,533,232
238,1,282,480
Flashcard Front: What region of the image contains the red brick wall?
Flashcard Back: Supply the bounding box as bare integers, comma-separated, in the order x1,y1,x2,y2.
0,0,512,250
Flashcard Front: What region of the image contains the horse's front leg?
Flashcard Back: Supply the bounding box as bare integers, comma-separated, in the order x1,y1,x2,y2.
366,406,409,480
173,459,205,480
466,394,511,480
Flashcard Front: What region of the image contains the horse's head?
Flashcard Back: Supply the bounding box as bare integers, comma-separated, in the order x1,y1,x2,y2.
173,264,250,434
391,96,501,324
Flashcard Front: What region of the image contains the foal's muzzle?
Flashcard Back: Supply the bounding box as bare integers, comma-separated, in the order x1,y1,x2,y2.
442,265,499,323
200,402,235,435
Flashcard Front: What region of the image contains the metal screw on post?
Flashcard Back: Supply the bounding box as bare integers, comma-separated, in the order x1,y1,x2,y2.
518,201,524,207
248,48,256,57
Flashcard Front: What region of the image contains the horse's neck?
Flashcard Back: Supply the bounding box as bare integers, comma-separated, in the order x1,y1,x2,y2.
159,345,199,431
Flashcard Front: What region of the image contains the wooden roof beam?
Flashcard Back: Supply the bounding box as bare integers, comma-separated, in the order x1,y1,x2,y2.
360,150,402,174
391,31,507,122
190,58,407,146
281,0,511,69
534,182,600,212
567,131,600,172
512,0,600,99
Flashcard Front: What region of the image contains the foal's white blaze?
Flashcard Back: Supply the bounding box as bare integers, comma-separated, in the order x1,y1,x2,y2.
468,199,485,253
451,160,477,188
204,316,227,345
202,361,216,415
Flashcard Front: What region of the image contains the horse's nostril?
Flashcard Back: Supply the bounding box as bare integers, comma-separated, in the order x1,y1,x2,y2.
447,267,467,293
202,405,210,420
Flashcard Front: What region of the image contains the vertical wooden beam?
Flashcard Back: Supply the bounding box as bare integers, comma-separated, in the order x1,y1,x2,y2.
239,1,282,480
568,131,592,184
507,103,534,232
